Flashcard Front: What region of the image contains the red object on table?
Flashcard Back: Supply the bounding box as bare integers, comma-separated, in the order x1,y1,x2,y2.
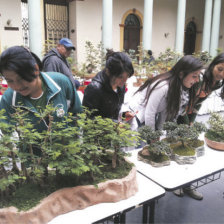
84,80,91,86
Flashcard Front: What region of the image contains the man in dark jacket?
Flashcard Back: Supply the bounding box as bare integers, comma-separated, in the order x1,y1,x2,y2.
42,38,78,88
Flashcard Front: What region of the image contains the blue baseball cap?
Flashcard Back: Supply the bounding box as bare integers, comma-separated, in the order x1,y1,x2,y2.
59,38,76,50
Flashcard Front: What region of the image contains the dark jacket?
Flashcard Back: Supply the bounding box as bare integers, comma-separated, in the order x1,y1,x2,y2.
82,70,125,120
42,48,77,88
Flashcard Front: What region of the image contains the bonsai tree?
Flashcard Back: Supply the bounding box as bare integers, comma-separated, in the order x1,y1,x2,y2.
169,124,199,156
189,122,207,148
163,121,178,143
0,106,140,211
205,112,224,142
138,125,171,165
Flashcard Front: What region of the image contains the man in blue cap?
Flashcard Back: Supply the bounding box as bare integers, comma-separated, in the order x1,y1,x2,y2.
42,38,78,88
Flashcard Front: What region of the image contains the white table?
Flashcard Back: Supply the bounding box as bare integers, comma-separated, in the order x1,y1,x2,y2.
48,172,165,224
128,144,224,191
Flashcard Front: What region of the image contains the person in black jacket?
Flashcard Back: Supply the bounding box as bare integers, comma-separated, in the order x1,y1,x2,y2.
83,50,134,120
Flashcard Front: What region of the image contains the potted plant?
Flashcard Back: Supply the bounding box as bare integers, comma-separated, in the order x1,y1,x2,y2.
167,123,198,164
187,122,207,157
204,113,224,150
137,126,171,167
0,107,140,224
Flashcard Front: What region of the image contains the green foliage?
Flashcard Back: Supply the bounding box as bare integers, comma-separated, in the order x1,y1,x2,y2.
0,106,139,204
138,125,162,144
206,113,224,142
171,124,198,147
149,140,171,156
73,41,106,78
193,51,212,66
138,125,170,156
152,48,182,74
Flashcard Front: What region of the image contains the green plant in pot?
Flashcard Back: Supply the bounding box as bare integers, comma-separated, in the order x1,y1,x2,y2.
163,121,178,143
137,125,171,167
187,122,207,157
204,112,224,150
0,107,140,224
168,123,198,164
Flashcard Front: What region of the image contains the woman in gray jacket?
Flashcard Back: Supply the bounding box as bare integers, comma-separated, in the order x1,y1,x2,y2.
132,55,203,130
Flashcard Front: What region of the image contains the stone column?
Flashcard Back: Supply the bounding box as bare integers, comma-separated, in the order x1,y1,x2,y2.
142,0,154,50
210,0,221,57
175,0,186,54
28,0,43,59
102,0,113,50
201,0,213,52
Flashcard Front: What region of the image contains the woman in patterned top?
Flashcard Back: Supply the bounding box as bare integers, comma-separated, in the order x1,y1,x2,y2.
128,55,203,130
178,53,224,125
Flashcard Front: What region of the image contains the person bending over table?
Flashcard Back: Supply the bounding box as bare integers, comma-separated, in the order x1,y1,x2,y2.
127,55,205,200
177,53,224,125
0,46,82,155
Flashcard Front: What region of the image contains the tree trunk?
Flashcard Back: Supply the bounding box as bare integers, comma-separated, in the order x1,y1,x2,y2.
112,152,117,169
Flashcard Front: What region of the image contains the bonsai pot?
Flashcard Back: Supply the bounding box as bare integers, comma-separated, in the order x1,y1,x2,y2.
170,142,196,165
0,166,138,224
204,136,224,151
138,146,170,168
173,153,196,165
195,144,205,157
188,140,205,157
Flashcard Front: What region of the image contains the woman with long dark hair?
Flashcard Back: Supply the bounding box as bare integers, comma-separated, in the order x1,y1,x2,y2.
131,55,203,130
178,53,224,125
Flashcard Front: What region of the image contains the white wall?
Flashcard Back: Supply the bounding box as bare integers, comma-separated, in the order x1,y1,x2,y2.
69,1,77,63
152,0,177,57
75,0,102,64
0,0,23,52
113,0,144,51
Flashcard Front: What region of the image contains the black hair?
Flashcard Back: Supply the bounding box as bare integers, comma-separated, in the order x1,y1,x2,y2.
203,53,224,99
105,49,134,78
0,46,42,82
137,55,203,121
148,50,153,56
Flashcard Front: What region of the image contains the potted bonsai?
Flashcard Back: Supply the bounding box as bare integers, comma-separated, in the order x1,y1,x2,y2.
204,112,224,150
187,122,207,157
137,125,171,167
166,123,198,164
0,107,140,224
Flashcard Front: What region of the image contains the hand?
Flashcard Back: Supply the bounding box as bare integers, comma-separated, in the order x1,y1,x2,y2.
125,111,137,121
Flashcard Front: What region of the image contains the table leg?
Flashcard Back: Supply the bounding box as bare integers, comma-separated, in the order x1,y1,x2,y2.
149,200,155,224
142,203,149,223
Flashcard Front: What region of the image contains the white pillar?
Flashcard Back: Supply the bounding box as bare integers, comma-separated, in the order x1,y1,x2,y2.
102,0,113,50
210,0,221,57
28,0,42,59
201,0,213,52
175,0,186,54
142,0,154,50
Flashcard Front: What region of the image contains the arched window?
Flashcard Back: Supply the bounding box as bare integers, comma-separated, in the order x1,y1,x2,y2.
124,14,140,53
184,21,197,55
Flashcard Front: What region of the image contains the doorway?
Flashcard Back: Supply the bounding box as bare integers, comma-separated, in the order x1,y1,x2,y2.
123,13,140,53
184,21,197,55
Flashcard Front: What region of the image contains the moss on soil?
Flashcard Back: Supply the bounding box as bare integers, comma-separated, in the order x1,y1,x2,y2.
139,150,170,163
171,142,195,156
0,155,133,212
187,139,204,148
